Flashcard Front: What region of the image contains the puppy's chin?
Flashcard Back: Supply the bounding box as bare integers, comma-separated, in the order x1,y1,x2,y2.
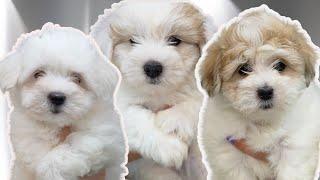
147,78,161,85
140,77,186,94
24,108,85,126
235,104,276,117
259,100,274,110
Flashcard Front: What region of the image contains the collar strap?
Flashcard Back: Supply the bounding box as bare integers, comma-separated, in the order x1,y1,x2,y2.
59,126,72,142
226,136,269,163
128,151,142,163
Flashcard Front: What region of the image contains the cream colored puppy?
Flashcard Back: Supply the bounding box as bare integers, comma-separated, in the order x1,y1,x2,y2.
198,5,320,180
91,0,214,179
0,23,126,180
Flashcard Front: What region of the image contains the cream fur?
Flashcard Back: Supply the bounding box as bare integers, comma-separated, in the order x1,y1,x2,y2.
197,5,320,180
90,0,214,179
0,23,126,180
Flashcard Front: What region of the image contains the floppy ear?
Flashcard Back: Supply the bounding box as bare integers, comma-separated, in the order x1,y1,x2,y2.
90,59,120,101
200,42,223,97
288,20,319,86
202,15,217,47
90,8,114,59
0,53,21,92
302,47,318,86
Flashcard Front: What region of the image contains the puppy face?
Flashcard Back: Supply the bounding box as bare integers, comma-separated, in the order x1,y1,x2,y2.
109,0,206,93
201,9,317,117
19,66,95,124
0,25,118,125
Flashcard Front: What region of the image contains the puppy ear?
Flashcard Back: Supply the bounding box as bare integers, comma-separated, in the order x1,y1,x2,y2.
302,47,318,86
90,59,120,101
90,8,114,59
0,53,21,92
288,20,319,86
200,42,223,97
203,15,217,47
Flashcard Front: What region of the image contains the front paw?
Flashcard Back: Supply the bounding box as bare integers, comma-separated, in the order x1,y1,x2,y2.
36,161,75,180
155,110,194,143
36,146,90,180
36,164,71,180
151,137,188,169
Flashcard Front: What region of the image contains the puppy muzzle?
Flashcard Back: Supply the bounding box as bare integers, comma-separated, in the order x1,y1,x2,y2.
48,91,66,113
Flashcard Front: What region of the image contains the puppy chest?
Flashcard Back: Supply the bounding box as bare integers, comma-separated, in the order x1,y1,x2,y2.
142,97,178,113
245,124,285,152
11,123,63,154
224,124,284,177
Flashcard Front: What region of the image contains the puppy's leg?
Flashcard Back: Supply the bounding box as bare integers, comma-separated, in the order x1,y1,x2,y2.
36,113,125,180
127,159,182,180
11,161,35,180
105,166,125,180
276,145,319,180
121,105,188,169
36,142,88,180
209,144,256,180
155,99,201,144
181,141,207,180
213,170,257,180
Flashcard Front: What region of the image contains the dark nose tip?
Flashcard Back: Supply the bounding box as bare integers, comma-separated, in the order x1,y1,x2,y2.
257,86,274,101
48,92,66,106
143,61,163,79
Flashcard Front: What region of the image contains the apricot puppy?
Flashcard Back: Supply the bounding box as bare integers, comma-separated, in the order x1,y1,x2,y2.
199,5,320,180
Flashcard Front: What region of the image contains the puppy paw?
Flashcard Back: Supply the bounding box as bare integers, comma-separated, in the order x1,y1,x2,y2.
151,137,188,169
36,165,71,180
36,146,90,180
155,109,194,143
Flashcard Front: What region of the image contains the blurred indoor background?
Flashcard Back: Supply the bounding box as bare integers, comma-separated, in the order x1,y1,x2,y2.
0,0,319,179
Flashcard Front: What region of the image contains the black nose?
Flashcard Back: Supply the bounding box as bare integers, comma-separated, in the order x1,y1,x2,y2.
48,92,66,106
257,86,274,101
143,61,163,79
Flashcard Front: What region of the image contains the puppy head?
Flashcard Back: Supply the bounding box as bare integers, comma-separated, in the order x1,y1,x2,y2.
0,23,118,125
200,6,318,116
108,0,207,93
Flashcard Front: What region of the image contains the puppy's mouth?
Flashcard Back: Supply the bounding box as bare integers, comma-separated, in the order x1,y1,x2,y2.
259,100,273,110
50,106,62,114
147,78,161,85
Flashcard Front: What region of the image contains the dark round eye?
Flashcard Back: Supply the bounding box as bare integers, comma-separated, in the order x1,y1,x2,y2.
238,63,252,76
129,39,138,45
167,36,181,46
33,70,46,79
273,61,286,72
71,73,82,84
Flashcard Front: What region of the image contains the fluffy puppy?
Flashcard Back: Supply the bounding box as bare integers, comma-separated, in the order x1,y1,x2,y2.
91,0,214,179
0,23,126,180
198,5,320,180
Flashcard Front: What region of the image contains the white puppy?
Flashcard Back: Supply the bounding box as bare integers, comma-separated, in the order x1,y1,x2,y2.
0,23,126,180
198,5,320,180
91,0,214,179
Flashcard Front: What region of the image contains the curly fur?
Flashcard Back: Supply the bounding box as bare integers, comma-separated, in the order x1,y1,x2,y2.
0,23,126,180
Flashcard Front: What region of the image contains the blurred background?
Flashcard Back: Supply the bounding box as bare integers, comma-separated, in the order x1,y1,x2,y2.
0,0,319,179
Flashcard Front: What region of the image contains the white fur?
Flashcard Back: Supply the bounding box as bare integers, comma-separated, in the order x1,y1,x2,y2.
91,0,214,179
202,83,320,180
0,23,126,180
197,5,320,180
